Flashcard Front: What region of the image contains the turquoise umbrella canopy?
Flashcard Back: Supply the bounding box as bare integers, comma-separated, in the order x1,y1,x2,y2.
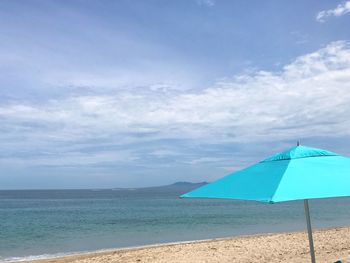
181,145,350,203
181,145,350,263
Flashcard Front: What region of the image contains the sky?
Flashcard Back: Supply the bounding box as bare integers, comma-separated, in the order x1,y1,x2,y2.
1,0,350,189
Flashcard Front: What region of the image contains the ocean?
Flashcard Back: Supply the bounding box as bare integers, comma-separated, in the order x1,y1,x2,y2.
1,187,350,262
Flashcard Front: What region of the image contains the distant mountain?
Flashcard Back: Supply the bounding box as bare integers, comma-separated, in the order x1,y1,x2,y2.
165,181,208,188
111,181,208,193
142,181,208,192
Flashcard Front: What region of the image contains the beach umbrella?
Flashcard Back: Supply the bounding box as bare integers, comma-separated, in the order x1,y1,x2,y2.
181,144,350,263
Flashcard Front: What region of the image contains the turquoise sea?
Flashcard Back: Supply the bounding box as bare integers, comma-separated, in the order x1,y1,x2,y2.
1,186,350,262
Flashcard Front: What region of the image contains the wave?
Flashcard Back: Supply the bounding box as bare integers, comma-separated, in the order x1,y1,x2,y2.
0,251,86,263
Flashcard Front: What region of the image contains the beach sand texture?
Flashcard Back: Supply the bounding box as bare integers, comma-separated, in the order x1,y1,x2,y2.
24,227,350,263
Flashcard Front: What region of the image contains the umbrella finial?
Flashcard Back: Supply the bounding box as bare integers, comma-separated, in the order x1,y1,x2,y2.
297,140,300,146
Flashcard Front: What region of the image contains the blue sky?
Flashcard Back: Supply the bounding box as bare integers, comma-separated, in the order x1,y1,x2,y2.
1,0,350,189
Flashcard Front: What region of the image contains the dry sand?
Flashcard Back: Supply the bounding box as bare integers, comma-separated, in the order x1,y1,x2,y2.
22,227,350,263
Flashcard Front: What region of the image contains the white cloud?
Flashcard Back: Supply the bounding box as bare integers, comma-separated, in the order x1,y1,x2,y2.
0,151,137,167
187,157,232,165
1,41,350,166
316,1,350,22
150,149,182,158
196,0,215,7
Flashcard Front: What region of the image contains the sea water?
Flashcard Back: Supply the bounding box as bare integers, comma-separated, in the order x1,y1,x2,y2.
1,188,350,262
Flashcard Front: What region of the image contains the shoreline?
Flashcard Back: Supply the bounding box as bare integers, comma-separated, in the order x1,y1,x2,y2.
11,226,350,263
4,235,270,263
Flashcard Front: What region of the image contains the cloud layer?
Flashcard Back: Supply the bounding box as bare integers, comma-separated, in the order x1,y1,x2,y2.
1,41,350,174
316,1,350,22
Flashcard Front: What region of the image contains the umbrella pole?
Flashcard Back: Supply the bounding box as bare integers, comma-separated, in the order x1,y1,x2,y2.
304,199,316,263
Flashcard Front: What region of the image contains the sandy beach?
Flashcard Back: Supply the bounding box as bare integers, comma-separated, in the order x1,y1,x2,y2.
22,227,350,263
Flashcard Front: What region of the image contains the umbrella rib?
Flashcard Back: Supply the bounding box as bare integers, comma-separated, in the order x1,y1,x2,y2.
260,154,338,163
269,160,292,203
